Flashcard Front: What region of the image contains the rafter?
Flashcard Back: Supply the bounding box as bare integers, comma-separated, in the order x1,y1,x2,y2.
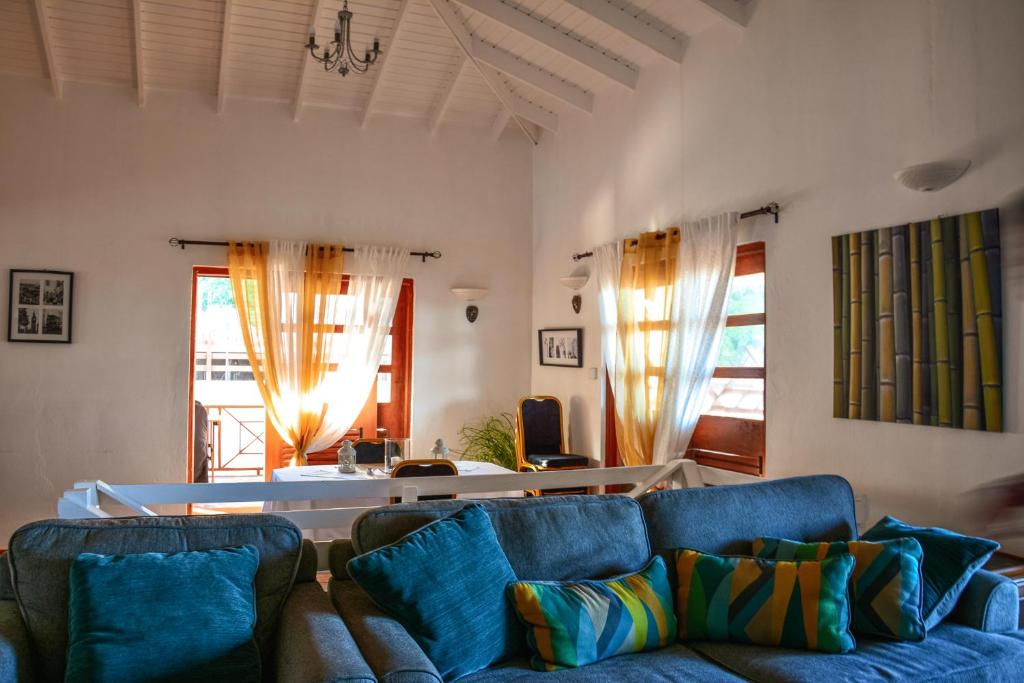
216,0,235,114
362,0,415,128
471,39,592,114
452,0,637,90
430,54,467,134
560,0,686,64
694,0,749,29
426,0,541,145
292,0,328,122
31,0,62,99
131,0,146,107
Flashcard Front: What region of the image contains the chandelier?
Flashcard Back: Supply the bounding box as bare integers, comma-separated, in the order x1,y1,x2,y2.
305,1,382,77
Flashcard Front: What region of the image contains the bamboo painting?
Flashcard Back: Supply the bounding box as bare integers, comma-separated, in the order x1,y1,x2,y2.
832,209,1002,431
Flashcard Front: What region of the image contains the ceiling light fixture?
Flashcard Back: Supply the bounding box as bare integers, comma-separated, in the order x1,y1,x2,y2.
305,1,382,77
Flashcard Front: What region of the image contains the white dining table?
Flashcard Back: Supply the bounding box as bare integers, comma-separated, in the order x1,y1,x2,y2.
263,460,522,540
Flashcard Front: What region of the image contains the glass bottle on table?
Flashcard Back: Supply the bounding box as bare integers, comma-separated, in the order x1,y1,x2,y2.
337,440,357,473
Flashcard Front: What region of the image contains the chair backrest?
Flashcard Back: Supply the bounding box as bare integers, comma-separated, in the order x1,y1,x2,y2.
390,459,458,502
193,401,209,483
354,438,386,464
7,515,303,682
515,396,565,469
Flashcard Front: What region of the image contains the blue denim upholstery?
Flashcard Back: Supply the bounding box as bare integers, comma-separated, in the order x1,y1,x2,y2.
351,495,651,581
639,475,857,556
457,644,746,682
949,569,1021,633
687,624,1024,682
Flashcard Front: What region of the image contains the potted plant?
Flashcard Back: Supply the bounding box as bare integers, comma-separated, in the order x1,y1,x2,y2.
456,413,517,471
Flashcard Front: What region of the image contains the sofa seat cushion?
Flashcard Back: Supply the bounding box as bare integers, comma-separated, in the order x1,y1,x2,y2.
351,495,651,581
8,515,302,682
526,454,589,468
686,624,1024,683
456,643,747,682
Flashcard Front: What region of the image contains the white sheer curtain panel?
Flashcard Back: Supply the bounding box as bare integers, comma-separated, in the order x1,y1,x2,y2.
652,213,739,465
323,245,409,446
594,242,623,383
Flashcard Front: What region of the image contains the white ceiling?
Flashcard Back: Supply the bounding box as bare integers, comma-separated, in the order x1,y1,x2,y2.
0,0,751,142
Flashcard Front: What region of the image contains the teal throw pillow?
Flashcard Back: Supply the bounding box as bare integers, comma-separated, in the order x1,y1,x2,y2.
861,515,999,629
508,556,677,671
346,504,520,681
754,536,926,640
66,545,260,683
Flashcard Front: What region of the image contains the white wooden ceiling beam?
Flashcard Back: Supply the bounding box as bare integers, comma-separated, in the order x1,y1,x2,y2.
488,110,511,142
31,0,63,99
560,0,686,64
429,54,467,134
427,0,540,145
216,0,235,114
293,0,328,122
131,0,146,107
471,39,592,114
452,0,637,90
512,94,557,133
362,0,415,128
694,0,749,29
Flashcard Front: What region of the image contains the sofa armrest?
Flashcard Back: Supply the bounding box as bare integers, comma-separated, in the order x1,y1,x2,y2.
330,578,441,683
275,583,376,683
0,600,33,683
948,569,1020,633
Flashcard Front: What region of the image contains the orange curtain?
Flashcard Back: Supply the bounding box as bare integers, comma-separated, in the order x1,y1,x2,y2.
613,229,680,466
227,241,346,467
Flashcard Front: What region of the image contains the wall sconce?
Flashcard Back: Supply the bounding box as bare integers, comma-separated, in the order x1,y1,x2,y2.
450,287,489,323
560,274,589,314
894,160,970,192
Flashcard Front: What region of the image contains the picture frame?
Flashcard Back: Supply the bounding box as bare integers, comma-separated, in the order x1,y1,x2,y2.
8,269,74,343
538,328,583,367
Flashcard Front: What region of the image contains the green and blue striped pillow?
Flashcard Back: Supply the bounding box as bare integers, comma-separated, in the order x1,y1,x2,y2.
753,536,926,641
508,556,677,671
676,549,856,653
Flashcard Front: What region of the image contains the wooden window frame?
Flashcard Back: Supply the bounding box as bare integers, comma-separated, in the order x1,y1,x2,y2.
686,241,766,476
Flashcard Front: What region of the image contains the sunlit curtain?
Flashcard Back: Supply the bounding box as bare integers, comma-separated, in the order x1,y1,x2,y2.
613,229,680,467
594,242,622,383
326,244,409,438
652,213,738,465
228,240,349,467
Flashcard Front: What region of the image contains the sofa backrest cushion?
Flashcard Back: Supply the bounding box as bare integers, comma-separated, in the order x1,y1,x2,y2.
8,514,302,682
639,475,857,556
351,495,651,581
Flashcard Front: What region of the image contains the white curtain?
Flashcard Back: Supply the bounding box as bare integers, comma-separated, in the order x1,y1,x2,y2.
322,245,409,448
594,242,622,382
651,213,739,465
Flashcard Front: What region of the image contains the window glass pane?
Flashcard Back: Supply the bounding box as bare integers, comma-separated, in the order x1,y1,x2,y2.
703,378,764,420
211,357,226,366
195,371,206,380
211,371,226,381
377,372,392,403
717,324,764,367
228,357,249,366
230,371,254,381
381,335,393,366
727,273,765,315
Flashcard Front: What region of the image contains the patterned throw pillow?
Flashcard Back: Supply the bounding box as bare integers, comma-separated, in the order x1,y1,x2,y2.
861,516,1000,629
508,556,677,671
753,537,925,641
675,549,856,653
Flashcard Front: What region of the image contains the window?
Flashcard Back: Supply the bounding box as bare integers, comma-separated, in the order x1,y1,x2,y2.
686,242,766,475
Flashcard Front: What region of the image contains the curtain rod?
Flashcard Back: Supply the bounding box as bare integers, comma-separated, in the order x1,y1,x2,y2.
167,238,442,263
570,202,779,262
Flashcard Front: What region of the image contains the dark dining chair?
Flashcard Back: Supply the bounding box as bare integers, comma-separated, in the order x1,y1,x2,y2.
389,459,458,503
515,395,589,495
193,401,211,483
353,439,387,465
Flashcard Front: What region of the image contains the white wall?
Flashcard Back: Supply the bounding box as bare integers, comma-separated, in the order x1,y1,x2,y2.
0,76,533,541
532,0,1024,539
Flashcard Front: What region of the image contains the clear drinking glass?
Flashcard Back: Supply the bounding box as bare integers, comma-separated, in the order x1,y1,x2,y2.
383,437,410,473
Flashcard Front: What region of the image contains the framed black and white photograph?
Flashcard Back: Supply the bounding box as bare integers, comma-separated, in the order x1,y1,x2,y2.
538,328,583,367
8,270,73,343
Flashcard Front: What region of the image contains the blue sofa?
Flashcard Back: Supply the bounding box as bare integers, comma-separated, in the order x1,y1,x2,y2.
328,475,1024,682
0,514,375,683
